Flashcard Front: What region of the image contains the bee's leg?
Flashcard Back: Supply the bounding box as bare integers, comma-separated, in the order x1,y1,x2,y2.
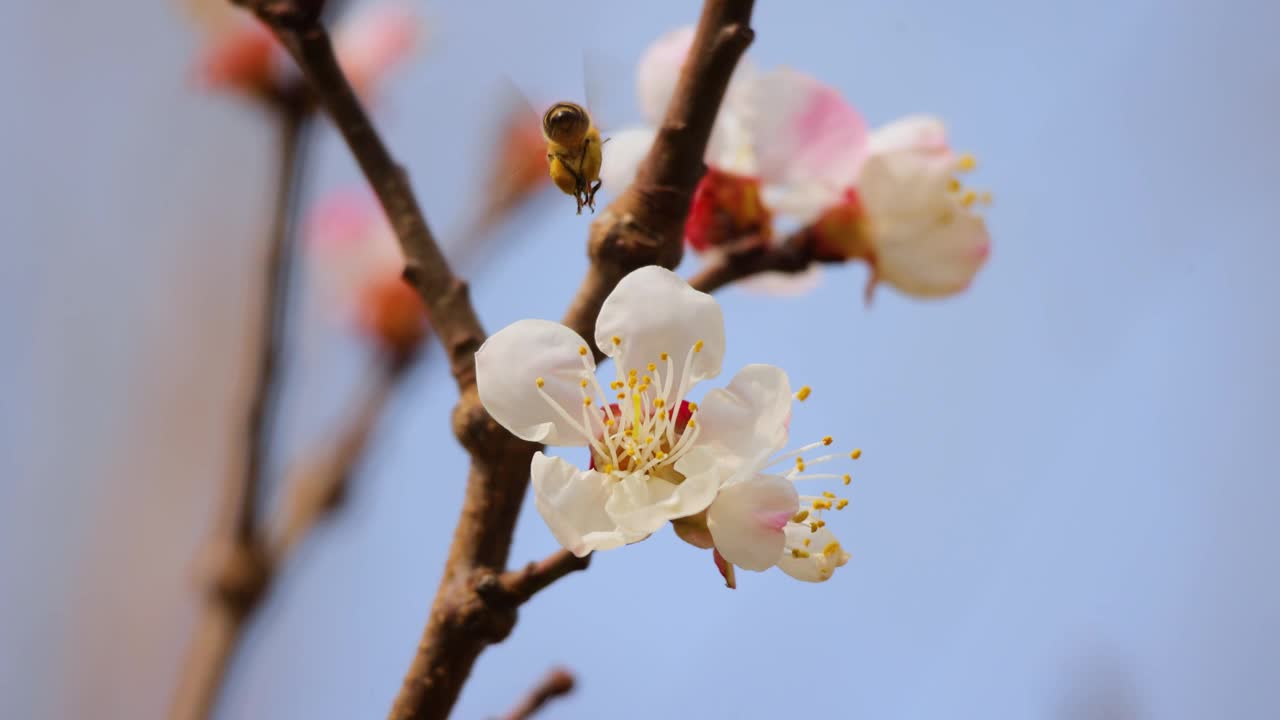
587,179,602,212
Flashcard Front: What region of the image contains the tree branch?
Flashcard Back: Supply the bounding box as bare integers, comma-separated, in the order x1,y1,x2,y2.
499,667,576,720
170,94,308,720
688,231,823,295
232,2,757,719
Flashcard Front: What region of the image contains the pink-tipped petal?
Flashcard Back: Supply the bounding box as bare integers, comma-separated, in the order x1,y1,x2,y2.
334,4,423,103
745,69,868,195
636,26,695,125
707,473,799,572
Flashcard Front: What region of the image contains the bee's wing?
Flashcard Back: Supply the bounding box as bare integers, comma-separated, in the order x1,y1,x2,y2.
581,47,638,136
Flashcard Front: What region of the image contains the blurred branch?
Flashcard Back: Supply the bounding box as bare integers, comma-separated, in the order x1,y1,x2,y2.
170,92,308,720
688,231,825,294
269,355,405,565
500,667,577,720
231,1,756,720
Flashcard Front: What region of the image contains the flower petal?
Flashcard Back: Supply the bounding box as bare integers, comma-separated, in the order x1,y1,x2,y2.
868,114,950,157
873,209,991,298
606,444,726,535
594,266,725,398
636,26,695,125
707,473,798,571
598,126,656,195
695,364,792,463
532,453,642,556
742,69,868,197
476,319,601,446
777,523,850,582
334,4,422,103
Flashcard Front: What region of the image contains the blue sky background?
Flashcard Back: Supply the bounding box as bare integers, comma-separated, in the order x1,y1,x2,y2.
3,0,1278,718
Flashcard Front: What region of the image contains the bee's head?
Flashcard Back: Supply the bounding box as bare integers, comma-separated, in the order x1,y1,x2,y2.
542,102,590,144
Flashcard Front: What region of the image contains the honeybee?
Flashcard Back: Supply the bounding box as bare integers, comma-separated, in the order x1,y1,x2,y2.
542,101,608,215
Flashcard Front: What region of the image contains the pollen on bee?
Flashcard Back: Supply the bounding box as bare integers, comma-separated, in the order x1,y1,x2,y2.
850,449,862,460
796,386,812,402
535,377,545,388
956,153,977,171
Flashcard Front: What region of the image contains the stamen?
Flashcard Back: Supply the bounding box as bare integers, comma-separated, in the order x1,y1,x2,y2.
842,474,851,485
791,510,809,523
836,499,849,510
850,449,862,460
535,377,544,388
796,386,812,402
612,336,622,345
956,153,977,171
822,436,833,446
578,345,588,356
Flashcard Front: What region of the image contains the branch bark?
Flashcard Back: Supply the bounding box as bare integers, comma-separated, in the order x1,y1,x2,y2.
233,2,757,719
500,667,576,720
170,95,307,720
687,231,823,295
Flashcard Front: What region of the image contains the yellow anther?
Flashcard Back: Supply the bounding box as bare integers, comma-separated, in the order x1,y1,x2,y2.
628,368,637,376
948,177,962,192
980,190,994,205
627,377,637,388
687,402,698,412
693,340,704,353
660,352,669,361
583,397,593,406
624,428,634,437
645,435,654,444
578,346,588,356
603,464,614,473
809,523,820,534
796,461,806,472
612,336,622,345
811,499,832,510
617,392,625,399
535,377,545,388
626,448,636,457
656,451,667,459
960,190,977,208
956,152,977,171
796,386,812,401
654,398,666,408
821,491,836,499
580,379,589,388
842,474,851,485
850,448,862,460
822,542,842,558
819,568,832,579
791,549,811,559
822,436,833,446
687,419,697,428
815,519,826,529
802,538,811,547
647,362,657,372
610,381,621,390
605,418,615,427
836,499,849,510
791,510,810,523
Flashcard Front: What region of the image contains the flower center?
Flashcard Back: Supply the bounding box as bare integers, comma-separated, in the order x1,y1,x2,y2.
534,337,708,481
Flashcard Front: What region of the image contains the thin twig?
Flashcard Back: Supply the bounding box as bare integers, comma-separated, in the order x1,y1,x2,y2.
232,2,757,719
687,231,823,295
500,667,576,720
270,354,405,566
170,94,308,720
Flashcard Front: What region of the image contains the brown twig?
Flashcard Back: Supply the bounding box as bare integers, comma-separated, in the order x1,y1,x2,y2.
687,231,825,295
233,1,757,719
500,667,577,720
170,93,308,720
269,355,405,566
